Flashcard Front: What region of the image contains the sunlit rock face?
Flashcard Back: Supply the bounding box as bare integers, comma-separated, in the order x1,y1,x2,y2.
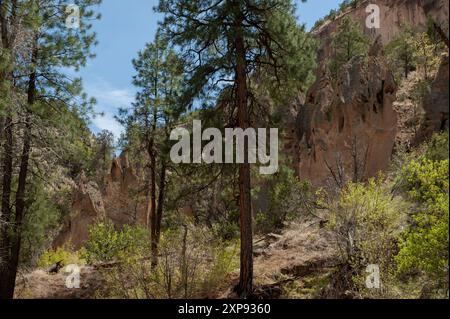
53,177,106,250
292,0,448,187
296,39,398,187
54,152,147,249
314,0,449,62
416,55,449,143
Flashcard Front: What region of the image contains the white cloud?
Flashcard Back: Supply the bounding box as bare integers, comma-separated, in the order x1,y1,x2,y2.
84,77,135,139
90,87,134,110
92,113,124,138
86,77,134,110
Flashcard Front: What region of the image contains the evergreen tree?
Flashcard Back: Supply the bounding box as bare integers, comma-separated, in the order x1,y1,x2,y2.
0,0,100,299
385,25,417,79
119,31,184,267
156,0,315,297
328,16,370,78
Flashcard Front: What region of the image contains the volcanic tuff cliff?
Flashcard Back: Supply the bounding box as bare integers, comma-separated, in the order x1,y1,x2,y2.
53,152,147,249
292,0,449,186
417,55,449,141
315,0,449,62
296,38,398,186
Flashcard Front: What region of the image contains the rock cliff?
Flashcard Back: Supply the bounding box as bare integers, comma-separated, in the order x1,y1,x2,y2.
53,152,147,249
296,38,398,187
315,0,449,62
417,55,449,142
293,0,448,186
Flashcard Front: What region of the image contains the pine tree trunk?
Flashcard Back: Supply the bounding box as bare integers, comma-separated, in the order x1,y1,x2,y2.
1,40,37,299
148,140,158,268
0,1,15,299
235,17,253,299
155,160,167,246
0,113,14,299
150,67,160,267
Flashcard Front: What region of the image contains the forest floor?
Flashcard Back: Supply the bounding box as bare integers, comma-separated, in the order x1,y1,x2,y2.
15,215,338,299
224,215,338,299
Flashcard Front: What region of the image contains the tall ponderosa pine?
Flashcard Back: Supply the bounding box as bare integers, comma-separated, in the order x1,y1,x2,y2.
157,0,315,297
0,0,18,274
0,0,100,299
119,32,184,267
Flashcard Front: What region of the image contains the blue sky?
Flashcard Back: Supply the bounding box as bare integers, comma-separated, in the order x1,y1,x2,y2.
79,0,342,138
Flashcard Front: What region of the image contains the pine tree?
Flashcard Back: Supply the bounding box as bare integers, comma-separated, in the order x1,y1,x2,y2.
156,0,315,298
0,0,100,299
119,31,184,267
328,16,370,78
385,25,417,79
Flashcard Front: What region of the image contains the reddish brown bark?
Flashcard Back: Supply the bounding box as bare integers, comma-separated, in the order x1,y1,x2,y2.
235,15,253,298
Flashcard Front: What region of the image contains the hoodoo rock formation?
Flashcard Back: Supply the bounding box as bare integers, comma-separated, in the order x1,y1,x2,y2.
53,176,106,250
296,38,398,187
54,152,147,249
103,152,147,227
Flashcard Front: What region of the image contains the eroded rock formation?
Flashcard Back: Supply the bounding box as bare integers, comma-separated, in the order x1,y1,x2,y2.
54,152,147,249
296,39,398,187
315,0,449,62
104,152,147,227
416,55,449,142
53,176,106,249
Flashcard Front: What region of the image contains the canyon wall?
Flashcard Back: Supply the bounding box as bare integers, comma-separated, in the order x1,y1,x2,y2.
294,0,448,186
296,39,398,187
315,0,449,62
54,153,147,249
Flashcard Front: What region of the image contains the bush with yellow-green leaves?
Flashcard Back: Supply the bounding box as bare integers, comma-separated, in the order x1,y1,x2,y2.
82,221,150,264
38,246,85,268
327,177,408,297
396,154,449,291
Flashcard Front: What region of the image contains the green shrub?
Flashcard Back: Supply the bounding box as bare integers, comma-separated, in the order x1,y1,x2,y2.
328,177,407,297
38,247,84,268
425,132,449,162
396,157,449,289
401,159,448,204
254,167,317,234
396,196,448,281
99,224,239,299
82,221,150,264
